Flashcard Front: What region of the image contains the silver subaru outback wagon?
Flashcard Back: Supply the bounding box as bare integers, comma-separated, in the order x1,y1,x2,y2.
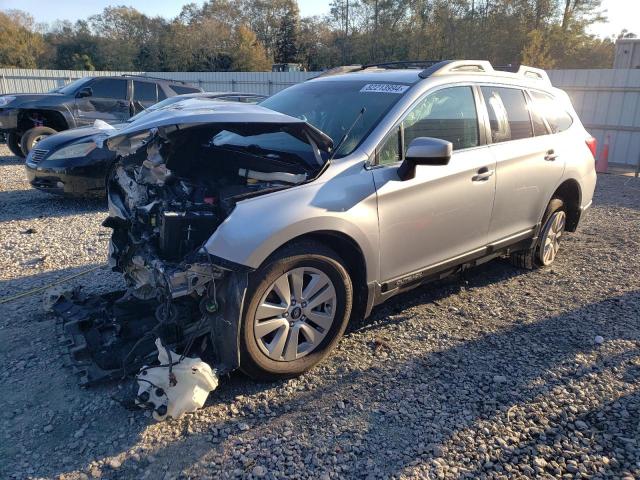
57,60,597,385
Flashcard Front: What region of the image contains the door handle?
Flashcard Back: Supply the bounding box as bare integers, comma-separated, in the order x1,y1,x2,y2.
544,149,558,161
472,167,494,182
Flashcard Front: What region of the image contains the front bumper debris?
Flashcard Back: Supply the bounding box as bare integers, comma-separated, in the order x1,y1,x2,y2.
55,291,162,386
54,272,248,387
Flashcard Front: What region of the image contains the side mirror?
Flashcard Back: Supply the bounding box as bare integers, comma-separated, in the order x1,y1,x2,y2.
77,87,93,98
397,137,452,181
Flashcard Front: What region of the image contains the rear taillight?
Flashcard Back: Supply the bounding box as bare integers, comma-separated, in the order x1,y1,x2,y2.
586,137,597,160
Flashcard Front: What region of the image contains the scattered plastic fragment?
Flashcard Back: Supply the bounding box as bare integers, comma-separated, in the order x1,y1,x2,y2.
42,285,80,312
136,338,218,421
594,335,604,345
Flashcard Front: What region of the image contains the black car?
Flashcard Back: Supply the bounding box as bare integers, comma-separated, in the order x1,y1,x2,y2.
24,92,267,197
0,75,202,157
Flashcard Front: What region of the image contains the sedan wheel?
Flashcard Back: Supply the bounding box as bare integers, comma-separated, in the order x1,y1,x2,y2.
254,267,336,362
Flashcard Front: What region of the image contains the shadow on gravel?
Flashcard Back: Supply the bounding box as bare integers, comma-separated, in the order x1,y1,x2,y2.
36,279,638,479
0,263,107,298
0,189,105,222
0,153,25,166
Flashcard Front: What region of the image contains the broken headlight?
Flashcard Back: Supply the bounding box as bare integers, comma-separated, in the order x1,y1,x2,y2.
48,141,97,160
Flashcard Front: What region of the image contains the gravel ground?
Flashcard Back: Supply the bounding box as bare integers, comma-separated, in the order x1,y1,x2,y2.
1,144,639,480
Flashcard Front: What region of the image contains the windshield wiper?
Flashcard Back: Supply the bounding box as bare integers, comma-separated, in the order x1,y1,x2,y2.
329,107,366,161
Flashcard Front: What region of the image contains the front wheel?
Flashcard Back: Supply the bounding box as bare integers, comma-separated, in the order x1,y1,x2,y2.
239,242,353,380
20,126,57,156
6,132,24,158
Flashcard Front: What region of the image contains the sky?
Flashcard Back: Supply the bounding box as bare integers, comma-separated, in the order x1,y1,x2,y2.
0,0,637,38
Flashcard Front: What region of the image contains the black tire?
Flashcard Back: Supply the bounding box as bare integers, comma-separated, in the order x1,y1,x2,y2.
511,198,565,269
239,241,353,381
20,126,57,156
6,132,24,158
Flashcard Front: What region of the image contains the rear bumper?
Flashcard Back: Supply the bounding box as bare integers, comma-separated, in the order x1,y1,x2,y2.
25,162,106,197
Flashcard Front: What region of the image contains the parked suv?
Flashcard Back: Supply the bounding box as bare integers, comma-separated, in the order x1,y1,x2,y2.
56,60,597,386
0,75,201,157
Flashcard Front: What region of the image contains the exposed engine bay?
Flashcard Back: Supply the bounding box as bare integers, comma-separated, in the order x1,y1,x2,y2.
54,115,331,386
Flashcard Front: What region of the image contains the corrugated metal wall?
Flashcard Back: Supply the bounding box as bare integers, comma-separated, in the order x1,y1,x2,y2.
1,68,638,167
549,69,640,168
0,69,317,95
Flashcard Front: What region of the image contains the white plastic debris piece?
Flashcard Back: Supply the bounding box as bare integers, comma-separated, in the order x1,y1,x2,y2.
594,335,604,345
42,285,77,312
93,119,116,131
136,338,218,421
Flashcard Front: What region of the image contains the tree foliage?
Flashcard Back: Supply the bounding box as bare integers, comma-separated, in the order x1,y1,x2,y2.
0,0,622,71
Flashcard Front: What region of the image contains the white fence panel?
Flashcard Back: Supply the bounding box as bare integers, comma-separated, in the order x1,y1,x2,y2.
549,69,640,167
0,69,317,95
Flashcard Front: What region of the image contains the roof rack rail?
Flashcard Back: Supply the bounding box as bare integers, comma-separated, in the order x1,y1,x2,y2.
313,65,363,79
517,65,550,83
313,59,552,84
120,74,192,85
419,59,551,84
314,60,443,79
362,60,441,70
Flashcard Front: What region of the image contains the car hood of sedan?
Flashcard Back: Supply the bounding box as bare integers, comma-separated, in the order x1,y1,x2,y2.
105,99,334,155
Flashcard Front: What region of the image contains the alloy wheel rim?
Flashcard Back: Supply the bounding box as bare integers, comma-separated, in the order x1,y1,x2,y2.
32,134,48,147
539,210,566,265
254,267,336,361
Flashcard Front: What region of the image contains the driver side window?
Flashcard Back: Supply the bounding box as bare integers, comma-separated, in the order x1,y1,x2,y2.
377,86,479,165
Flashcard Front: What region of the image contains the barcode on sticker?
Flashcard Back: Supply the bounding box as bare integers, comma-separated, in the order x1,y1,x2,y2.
360,83,410,94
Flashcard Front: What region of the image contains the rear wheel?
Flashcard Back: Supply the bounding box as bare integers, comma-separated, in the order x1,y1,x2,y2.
511,198,566,269
20,126,57,156
6,132,24,158
239,242,353,380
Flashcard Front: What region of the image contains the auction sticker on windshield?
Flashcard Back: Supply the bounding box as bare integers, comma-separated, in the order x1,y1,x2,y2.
360,84,410,94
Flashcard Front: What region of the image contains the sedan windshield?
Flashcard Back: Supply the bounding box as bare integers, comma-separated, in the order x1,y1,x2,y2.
53,77,92,95
260,80,410,157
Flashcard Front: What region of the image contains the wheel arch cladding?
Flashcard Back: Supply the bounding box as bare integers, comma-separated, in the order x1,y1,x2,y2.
266,231,369,323
18,109,70,131
552,179,582,232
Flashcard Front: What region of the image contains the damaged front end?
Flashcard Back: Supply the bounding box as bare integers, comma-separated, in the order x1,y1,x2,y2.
55,102,332,386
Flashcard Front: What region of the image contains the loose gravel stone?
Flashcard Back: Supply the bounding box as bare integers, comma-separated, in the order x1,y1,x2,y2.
1,146,639,479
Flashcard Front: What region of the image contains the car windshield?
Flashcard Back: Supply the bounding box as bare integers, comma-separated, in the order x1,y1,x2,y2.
260,80,410,157
52,77,92,95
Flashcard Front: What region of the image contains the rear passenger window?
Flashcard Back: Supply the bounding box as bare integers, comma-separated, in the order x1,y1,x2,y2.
89,79,128,100
527,93,548,136
133,81,157,103
481,86,532,142
530,91,573,133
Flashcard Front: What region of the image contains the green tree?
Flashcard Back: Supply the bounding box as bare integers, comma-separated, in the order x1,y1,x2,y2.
521,29,556,69
274,1,300,63
231,25,272,71
0,10,46,68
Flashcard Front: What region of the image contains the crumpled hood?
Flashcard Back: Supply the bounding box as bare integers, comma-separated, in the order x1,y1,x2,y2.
106,100,334,154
